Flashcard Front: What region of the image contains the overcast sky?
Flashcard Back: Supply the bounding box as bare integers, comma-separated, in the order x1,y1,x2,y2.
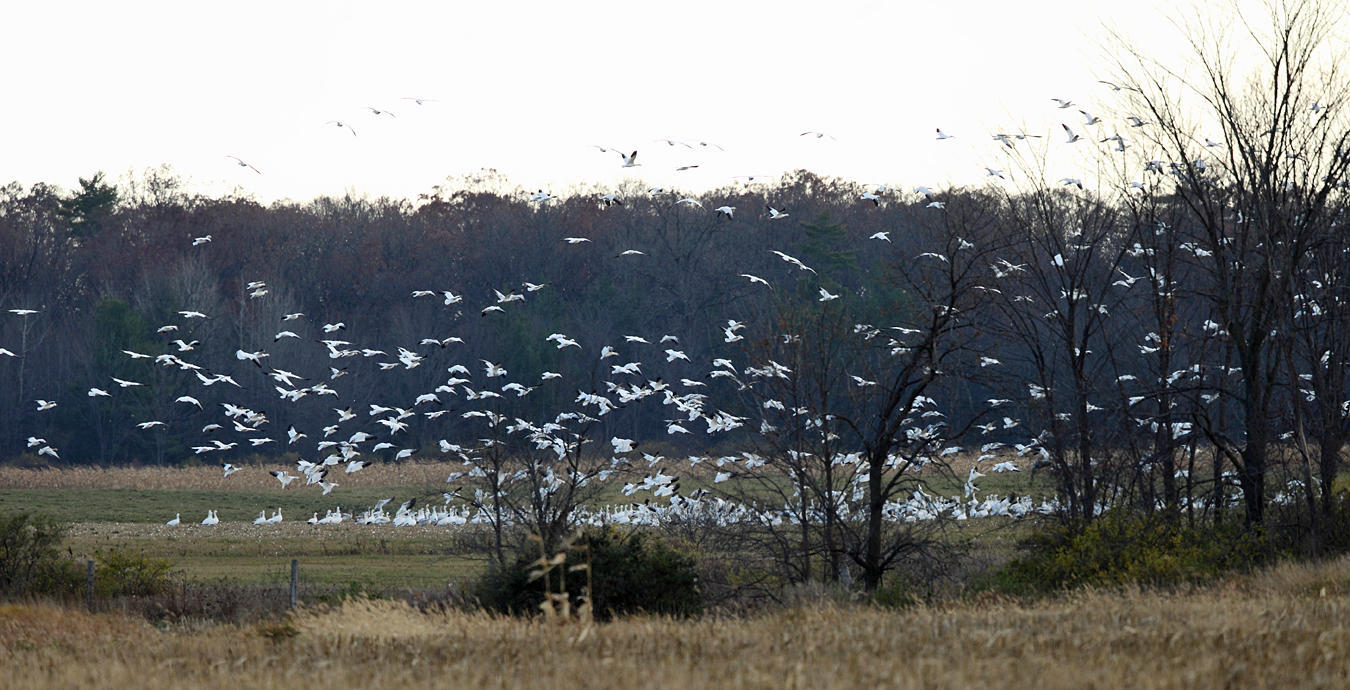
2,0,1186,203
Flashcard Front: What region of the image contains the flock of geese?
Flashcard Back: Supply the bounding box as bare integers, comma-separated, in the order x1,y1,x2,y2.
8,82,1322,528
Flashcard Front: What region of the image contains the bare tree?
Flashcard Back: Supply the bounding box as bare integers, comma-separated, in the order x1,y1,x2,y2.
1108,0,1350,524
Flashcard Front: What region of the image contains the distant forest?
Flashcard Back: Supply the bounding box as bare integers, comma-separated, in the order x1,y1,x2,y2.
2,148,1347,527
2,168,961,464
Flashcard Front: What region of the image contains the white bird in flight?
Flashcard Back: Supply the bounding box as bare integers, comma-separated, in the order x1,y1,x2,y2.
227,156,261,174
326,120,357,136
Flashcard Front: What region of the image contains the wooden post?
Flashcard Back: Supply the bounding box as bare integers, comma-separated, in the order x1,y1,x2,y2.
85,560,95,609
289,559,298,609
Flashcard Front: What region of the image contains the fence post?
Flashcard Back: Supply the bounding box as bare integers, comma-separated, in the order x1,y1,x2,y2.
289,559,298,609
85,560,95,609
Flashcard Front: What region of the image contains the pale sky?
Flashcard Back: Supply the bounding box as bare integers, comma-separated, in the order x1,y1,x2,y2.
2,0,1183,203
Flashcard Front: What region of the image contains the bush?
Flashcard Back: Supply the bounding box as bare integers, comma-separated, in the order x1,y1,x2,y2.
475,528,702,620
990,512,1275,594
0,512,84,598
94,549,175,597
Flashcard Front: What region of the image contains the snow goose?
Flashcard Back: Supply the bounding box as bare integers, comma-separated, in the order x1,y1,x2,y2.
227,156,261,174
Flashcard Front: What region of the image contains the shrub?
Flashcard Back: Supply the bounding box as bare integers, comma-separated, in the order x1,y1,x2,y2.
94,549,176,597
0,512,82,598
475,527,702,620
990,512,1275,594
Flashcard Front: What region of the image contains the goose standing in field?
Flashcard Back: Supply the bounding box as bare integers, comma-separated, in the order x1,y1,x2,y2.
266,508,283,524
166,513,180,526
202,510,219,525
253,510,268,525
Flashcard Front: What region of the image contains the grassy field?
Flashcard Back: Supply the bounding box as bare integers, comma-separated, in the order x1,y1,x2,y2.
0,461,1044,590
62,522,485,587
0,455,1052,522
4,554,1350,689
0,462,451,523
0,463,490,588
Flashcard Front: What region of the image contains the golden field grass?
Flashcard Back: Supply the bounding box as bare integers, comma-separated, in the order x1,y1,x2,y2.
4,554,1350,689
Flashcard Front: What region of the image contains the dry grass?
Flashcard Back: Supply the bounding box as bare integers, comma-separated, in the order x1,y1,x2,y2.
0,462,452,492
5,554,1350,689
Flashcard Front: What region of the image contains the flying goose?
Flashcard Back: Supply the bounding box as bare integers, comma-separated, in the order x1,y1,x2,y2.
227,156,261,174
